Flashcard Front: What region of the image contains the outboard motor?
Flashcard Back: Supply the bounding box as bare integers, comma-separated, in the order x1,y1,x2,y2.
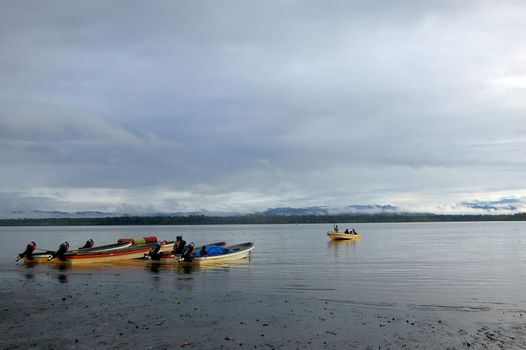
146,241,163,260
177,239,186,254
53,241,70,261
180,243,194,262
81,239,94,249
17,241,37,261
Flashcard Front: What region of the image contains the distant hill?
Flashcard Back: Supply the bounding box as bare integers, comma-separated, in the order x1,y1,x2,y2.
2,200,525,225
0,212,525,226
4,198,525,220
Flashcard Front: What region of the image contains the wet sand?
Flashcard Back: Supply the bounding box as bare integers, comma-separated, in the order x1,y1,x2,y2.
2,266,525,349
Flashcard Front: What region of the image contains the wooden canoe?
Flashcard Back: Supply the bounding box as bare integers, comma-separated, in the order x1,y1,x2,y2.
327,231,361,240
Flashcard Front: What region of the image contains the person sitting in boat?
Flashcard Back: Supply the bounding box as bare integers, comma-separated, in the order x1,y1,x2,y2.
172,236,179,253
344,228,349,234
147,241,163,260
173,236,186,255
200,245,207,257
80,239,94,249
352,229,357,235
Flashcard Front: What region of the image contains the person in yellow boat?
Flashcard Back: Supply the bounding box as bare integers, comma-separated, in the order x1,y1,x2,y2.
334,224,339,232
344,228,349,234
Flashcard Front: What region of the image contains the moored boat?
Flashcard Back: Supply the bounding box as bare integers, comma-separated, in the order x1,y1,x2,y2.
327,231,361,240
177,242,254,265
51,241,175,265
19,241,135,264
147,241,227,264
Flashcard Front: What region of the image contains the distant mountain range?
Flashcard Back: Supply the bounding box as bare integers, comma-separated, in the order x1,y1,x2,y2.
2,204,402,219
2,198,524,220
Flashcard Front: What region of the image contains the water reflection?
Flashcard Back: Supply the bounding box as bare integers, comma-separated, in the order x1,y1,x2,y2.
142,255,252,275
24,262,36,269
328,240,358,257
175,265,193,275
57,273,68,283
328,240,358,246
148,263,161,273
57,263,69,271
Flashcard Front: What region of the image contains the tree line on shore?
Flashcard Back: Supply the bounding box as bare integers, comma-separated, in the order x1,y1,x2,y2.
0,212,525,226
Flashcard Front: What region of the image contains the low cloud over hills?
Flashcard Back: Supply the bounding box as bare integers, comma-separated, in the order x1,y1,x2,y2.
2,197,525,219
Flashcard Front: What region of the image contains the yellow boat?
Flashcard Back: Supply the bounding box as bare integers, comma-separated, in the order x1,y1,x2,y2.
327,231,361,240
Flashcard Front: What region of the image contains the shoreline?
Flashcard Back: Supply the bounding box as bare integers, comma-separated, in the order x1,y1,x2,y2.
1,213,526,227
2,268,525,349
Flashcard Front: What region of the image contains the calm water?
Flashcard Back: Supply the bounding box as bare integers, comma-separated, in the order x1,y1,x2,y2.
1,222,525,310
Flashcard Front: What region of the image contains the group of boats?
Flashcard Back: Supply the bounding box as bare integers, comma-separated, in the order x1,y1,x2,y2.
16,236,255,266
16,225,358,266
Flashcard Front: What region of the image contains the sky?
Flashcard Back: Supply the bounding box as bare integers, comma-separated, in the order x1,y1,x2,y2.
1,0,525,218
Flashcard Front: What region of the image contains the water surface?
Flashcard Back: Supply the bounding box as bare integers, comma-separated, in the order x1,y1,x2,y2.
2,222,525,308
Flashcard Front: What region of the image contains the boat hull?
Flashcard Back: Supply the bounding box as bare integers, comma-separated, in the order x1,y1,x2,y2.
23,252,54,264
147,242,227,264
178,242,254,265
22,241,135,264
54,242,175,265
327,232,361,240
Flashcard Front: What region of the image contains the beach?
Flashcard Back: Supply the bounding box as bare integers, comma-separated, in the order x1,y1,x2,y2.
2,264,525,349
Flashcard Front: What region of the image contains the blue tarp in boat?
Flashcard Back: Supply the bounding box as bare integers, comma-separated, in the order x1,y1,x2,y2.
195,245,229,257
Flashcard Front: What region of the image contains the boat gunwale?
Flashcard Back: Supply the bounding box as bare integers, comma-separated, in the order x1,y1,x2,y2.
64,241,175,259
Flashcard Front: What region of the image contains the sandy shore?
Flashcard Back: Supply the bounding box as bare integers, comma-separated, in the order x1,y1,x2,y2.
1,266,525,350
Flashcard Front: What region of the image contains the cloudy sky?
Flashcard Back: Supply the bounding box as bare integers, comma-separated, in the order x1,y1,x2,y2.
1,0,525,218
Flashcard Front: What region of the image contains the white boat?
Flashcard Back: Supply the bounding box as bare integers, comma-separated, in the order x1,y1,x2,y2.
177,242,254,265
146,241,226,264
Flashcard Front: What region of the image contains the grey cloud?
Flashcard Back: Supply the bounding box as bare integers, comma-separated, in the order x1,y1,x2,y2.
1,1,525,216
460,198,526,212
